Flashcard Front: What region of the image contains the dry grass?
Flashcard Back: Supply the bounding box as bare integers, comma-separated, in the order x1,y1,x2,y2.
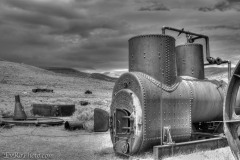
0,61,113,123
163,147,234,160
0,126,113,160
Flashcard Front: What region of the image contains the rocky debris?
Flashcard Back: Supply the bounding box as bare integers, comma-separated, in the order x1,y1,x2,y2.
85,90,92,94
32,88,54,93
80,101,90,106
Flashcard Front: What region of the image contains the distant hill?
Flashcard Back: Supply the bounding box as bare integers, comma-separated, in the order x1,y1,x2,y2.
0,60,234,85
204,67,234,83
0,61,59,86
102,70,127,78
205,67,233,77
0,61,115,87
90,73,117,82
42,67,117,82
42,67,90,78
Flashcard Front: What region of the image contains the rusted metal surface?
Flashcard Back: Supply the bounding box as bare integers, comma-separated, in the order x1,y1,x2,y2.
111,72,191,154
111,80,144,154
224,60,240,160
176,43,204,79
186,79,225,122
129,35,177,86
13,95,27,120
94,108,109,132
32,104,75,117
153,137,228,160
104,29,236,157
110,71,226,155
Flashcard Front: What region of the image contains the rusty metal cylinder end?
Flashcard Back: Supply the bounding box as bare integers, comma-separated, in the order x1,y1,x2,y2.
64,121,84,130
176,43,204,79
129,34,177,86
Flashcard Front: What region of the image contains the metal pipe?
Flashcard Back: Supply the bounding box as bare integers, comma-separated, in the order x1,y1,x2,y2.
228,61,232,81
162,26,208,39
64,121,84,130
162,26,210,61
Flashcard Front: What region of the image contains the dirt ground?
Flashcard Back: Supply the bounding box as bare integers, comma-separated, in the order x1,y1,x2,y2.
0,126,114,160
0,125,235,160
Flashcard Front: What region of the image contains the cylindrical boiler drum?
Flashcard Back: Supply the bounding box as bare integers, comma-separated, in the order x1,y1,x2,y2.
129,35,177,86
176,43,204,79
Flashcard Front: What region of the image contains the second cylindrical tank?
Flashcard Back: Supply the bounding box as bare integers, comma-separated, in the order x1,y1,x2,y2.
176,43,205,79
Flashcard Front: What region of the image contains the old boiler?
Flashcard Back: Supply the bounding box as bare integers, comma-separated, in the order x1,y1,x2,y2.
94,27,240,159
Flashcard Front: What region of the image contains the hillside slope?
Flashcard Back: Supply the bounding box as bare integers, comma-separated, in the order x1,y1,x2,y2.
0,61,114,117
42,67,117,82
42,67,91,78
205,67,233,83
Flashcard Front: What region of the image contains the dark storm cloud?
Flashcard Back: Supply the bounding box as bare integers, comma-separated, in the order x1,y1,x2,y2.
0,0,133,71
201,24,240,30
198,0,240,12
54,19,130,38
2,0,84,19
136,0,170,11
0,0,240,72
138,1,170,11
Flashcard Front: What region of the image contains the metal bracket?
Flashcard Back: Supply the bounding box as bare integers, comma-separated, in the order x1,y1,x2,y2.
163,126,175,145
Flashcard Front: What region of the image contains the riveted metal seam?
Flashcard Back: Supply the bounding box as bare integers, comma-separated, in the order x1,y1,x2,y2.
185,80,194,135
137,72,180,92
133,72,147,152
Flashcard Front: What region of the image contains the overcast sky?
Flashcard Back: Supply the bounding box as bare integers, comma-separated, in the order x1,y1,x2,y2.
0,0,240,72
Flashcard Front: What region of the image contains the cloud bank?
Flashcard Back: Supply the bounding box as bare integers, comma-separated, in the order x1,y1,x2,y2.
0,0,240,72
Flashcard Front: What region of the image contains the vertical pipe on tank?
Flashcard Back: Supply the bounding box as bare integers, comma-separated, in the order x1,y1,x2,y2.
228,61,231,81
128,35,177,86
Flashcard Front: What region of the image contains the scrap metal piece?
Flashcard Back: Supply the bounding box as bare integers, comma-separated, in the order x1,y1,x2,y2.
224,60,240,160
94,108,109,132
32,104,75,117
13,95,27,120
163,126,174,145
1,117,64,126
65,121,84,130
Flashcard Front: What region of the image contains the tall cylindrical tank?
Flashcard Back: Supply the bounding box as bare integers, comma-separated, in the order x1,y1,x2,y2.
129,35,177,86
176,43,204,79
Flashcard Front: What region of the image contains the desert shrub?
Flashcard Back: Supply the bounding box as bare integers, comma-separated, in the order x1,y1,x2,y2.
93,100,104,106
83,120,94,132
0,79,8,84
0,108,13,117
72,106,94,121
80,101,90,106
85,90,92,94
